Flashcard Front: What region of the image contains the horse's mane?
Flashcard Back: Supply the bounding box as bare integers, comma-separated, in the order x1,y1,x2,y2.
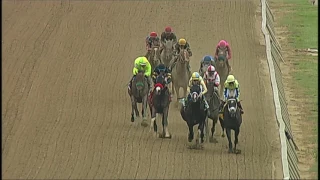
135,71,145,80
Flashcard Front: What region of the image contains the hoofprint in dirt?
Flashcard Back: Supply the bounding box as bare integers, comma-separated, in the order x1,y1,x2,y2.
160,39,175,68
171,49,191,109
205,80,225,143
221,89,242,154
128,71,150,127
180,85,208,150
148,75,172,139
215,49,230,99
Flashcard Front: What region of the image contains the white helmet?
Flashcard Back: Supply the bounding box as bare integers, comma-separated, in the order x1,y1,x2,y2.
207,65,215,72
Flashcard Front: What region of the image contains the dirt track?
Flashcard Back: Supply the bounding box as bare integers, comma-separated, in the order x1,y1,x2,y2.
3,1,284,179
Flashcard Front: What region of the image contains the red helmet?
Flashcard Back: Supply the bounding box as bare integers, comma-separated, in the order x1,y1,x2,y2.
165,26,172,33
218,40,227,47
207,65,216,72
150,32,158,37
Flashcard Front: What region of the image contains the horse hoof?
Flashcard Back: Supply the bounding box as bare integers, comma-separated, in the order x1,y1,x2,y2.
158,132,164,138
164,133,172,139
199,144,204,150
141,121,148,127
221,134,225,138
131,117,134,122
228,149,233,153
234,149,241,154
209,137,218,143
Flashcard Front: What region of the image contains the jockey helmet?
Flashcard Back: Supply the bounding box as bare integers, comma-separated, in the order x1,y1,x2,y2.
139,56,148,66
226,75,235,83
165,26,172,33
207,65,215,72
203,55,213,62
178,38,187,46
191,72,200,81
158,63,166,72
150,32,158,37
218,40,227,48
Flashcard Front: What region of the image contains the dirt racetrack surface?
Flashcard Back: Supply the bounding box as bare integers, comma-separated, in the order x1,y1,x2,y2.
3,1,284,179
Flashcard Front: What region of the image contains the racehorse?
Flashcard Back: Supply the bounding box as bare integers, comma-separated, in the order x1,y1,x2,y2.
180,84,208,149
221,89,242,154
128,71,149,127
171,49,191,109
160,39,174,68
148,45,161,72
205,80,225,143
215,48,230,99
148,74,171,138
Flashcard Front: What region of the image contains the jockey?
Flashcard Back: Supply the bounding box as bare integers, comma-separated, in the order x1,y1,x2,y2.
174,38,192,56
170,38,192,72
145,32,161,58
219,74,244,114
152,63,172,85
214,40,232,72
128,56,153,92
199,55,215,73
203,65,220,95
151,63,173,101
182,72,209,110
159,26,177,54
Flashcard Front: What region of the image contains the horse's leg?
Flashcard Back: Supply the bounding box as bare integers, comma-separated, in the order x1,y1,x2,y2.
163,107,171,138
188,123,194,142
131,96,137,122
226,128,233,153
210,118,218,143
199,121,205,144
234,128,241,154
175,85,181,108
140,95,148,127
171,81,175,96
143,95,148,120
149,105,156,132
219,117,225,137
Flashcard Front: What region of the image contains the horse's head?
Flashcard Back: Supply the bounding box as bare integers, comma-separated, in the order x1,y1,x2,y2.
226,89,238,117
151,45,161,61
227,98,238,117
154,75,166,95
217,47,227,66
134,71,146,91
164,39,173,50
205,80,215,97
178,49,190,63
189,84,201,103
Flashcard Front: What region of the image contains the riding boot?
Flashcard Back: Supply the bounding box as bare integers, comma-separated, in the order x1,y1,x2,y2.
219,101,225,114
203,96,209,109
203,97,210,116
187,63,191,76
237,101,244,114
